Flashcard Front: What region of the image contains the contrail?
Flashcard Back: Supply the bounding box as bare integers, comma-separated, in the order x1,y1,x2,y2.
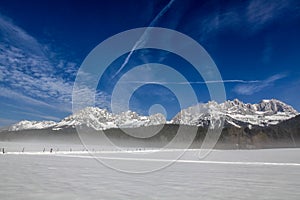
113,0,176,78
118,80,261,85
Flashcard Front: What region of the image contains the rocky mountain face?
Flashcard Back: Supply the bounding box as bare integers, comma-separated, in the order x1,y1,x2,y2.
6,99,298,132
172,99,298,128
9,107,166,131
9,120,57,131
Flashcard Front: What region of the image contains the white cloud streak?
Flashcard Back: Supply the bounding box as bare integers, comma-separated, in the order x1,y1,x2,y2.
246,0,297,31
113,0,176,78
0,13,76,112
0,87,65,111
196,0,299,41
0,118,17,127
0,13,79,125
119,79,260,85
10,110,61,121
0,14,44,56
233,74,287,95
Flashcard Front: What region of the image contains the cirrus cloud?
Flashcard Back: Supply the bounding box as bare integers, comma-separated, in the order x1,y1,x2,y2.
233,73,287,95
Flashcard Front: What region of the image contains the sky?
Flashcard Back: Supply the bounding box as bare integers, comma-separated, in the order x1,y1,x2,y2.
0,0,300,126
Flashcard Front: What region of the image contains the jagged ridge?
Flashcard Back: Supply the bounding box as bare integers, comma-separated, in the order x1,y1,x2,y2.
172,99,298,127
7,99,298,131
9,107,166,131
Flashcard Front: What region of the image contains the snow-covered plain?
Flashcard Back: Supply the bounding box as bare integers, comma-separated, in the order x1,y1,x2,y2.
1,144,300,199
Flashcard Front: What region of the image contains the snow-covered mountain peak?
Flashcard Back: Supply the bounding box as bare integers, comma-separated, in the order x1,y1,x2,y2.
55,107,114,130
7,107,167,131
55,107,166,130
6,99,298,131
255,99,297,114
8,120,57,131
172,99,298,127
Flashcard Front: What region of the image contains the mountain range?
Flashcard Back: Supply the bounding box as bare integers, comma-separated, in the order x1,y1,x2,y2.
1,99,300,149
6,99,298,132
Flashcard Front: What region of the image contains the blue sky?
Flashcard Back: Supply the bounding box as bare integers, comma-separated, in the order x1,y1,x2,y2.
0,0,300,126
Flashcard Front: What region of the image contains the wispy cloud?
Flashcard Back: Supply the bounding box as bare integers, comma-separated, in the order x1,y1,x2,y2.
233,74,287,95
0,87,67,111
197,9,241,41
262,39,273,64
0,14,44,56
0,13,78,124
113,0,176,78
246,0,297,32
195,0,299,41
0,118,17,127
10,110,61,121
119,79,260,85
0,101,61,120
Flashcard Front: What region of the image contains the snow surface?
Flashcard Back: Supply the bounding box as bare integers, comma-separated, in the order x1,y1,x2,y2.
1,146,300,199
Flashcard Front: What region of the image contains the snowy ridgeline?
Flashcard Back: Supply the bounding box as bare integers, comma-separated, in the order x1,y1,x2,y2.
6,99,298,132
2,112,300,151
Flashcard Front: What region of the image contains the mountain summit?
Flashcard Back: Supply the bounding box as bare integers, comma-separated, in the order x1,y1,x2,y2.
172,99,298,127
